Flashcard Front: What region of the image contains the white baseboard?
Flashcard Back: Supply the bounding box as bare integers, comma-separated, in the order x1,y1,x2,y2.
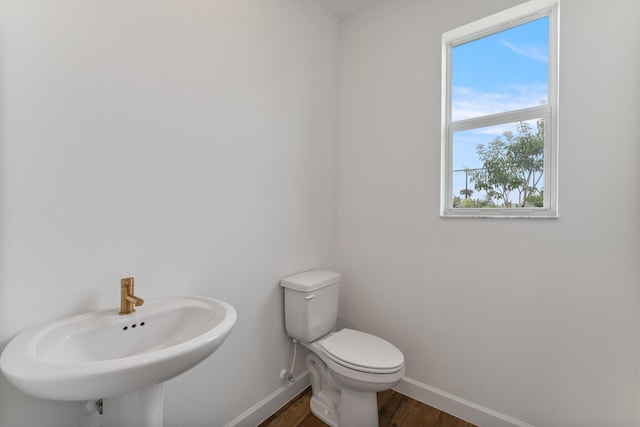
224,371,311,427
393,376,535,427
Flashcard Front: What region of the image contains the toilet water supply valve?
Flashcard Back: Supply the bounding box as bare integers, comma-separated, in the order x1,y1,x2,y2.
85,399,103,415
280,338,298,382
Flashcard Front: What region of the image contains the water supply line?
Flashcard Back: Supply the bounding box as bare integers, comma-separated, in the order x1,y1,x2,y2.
281,338,298,382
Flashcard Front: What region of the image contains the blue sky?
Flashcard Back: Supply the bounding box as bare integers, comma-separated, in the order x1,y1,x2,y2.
450,16,549,201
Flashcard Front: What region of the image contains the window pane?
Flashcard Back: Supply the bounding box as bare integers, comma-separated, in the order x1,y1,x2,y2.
452,119,545,208
451,17,549,121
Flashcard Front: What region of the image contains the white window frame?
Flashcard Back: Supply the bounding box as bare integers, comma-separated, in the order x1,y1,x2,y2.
440,0,559,218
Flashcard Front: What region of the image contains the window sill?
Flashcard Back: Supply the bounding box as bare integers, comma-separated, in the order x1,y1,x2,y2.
441,208,558,219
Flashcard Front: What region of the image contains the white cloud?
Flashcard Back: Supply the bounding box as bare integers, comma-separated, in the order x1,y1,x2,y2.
452,84,547,121
501,40,548,62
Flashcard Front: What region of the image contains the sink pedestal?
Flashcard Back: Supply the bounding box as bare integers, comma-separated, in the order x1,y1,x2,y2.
103,384,164,427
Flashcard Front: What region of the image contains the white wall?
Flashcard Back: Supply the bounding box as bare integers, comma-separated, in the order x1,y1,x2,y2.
0,1,338,426
337,0,640,426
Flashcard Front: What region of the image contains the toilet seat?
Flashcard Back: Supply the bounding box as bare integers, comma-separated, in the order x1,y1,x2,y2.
318,329,404,374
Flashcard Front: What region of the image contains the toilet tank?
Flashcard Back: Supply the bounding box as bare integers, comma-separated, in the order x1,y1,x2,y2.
280,269,341,342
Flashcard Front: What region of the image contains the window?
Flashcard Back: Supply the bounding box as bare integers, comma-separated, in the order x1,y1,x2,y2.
441,0,558,217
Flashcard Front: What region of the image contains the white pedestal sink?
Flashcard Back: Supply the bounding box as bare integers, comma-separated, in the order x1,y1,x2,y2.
0,296,237,427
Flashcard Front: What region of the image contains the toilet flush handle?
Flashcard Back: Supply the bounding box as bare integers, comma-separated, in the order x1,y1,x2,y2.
304,294,315,301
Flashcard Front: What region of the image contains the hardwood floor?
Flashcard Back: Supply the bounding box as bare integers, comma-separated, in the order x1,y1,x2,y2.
258,387,477,427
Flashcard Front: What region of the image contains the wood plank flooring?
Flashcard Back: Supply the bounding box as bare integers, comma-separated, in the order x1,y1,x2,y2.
258,387,477,427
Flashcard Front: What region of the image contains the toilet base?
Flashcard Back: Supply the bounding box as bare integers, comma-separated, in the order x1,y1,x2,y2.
307,353,340,427
309,394,339,427
339,387,379,427
306,352,382,427
309,387,379,427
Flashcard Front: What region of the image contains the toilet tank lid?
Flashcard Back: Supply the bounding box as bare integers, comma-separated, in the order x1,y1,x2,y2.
280,269,341,292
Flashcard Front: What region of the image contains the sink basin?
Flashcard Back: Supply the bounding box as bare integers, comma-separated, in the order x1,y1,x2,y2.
0,296,237,401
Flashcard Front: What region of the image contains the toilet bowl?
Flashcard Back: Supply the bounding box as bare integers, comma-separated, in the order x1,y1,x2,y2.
280,270,405,427
302,329,405,427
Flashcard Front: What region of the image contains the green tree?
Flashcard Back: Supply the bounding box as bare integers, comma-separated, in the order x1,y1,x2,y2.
459,188,474,199
468,119,544,207
525,190,544,207
453,195,495,208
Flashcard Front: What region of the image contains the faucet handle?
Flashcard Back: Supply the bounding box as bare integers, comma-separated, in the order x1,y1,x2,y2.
119,277,140,315
121,277,134,290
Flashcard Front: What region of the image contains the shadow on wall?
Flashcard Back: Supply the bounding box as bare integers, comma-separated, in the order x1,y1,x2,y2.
0,373,88,427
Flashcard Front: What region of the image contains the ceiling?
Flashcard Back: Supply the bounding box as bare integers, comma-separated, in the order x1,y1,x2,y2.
320,0,380,19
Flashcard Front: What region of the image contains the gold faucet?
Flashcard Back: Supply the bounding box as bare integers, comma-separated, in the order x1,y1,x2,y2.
119,277,144,315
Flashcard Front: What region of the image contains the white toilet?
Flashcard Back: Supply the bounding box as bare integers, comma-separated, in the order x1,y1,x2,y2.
280,269,405,427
